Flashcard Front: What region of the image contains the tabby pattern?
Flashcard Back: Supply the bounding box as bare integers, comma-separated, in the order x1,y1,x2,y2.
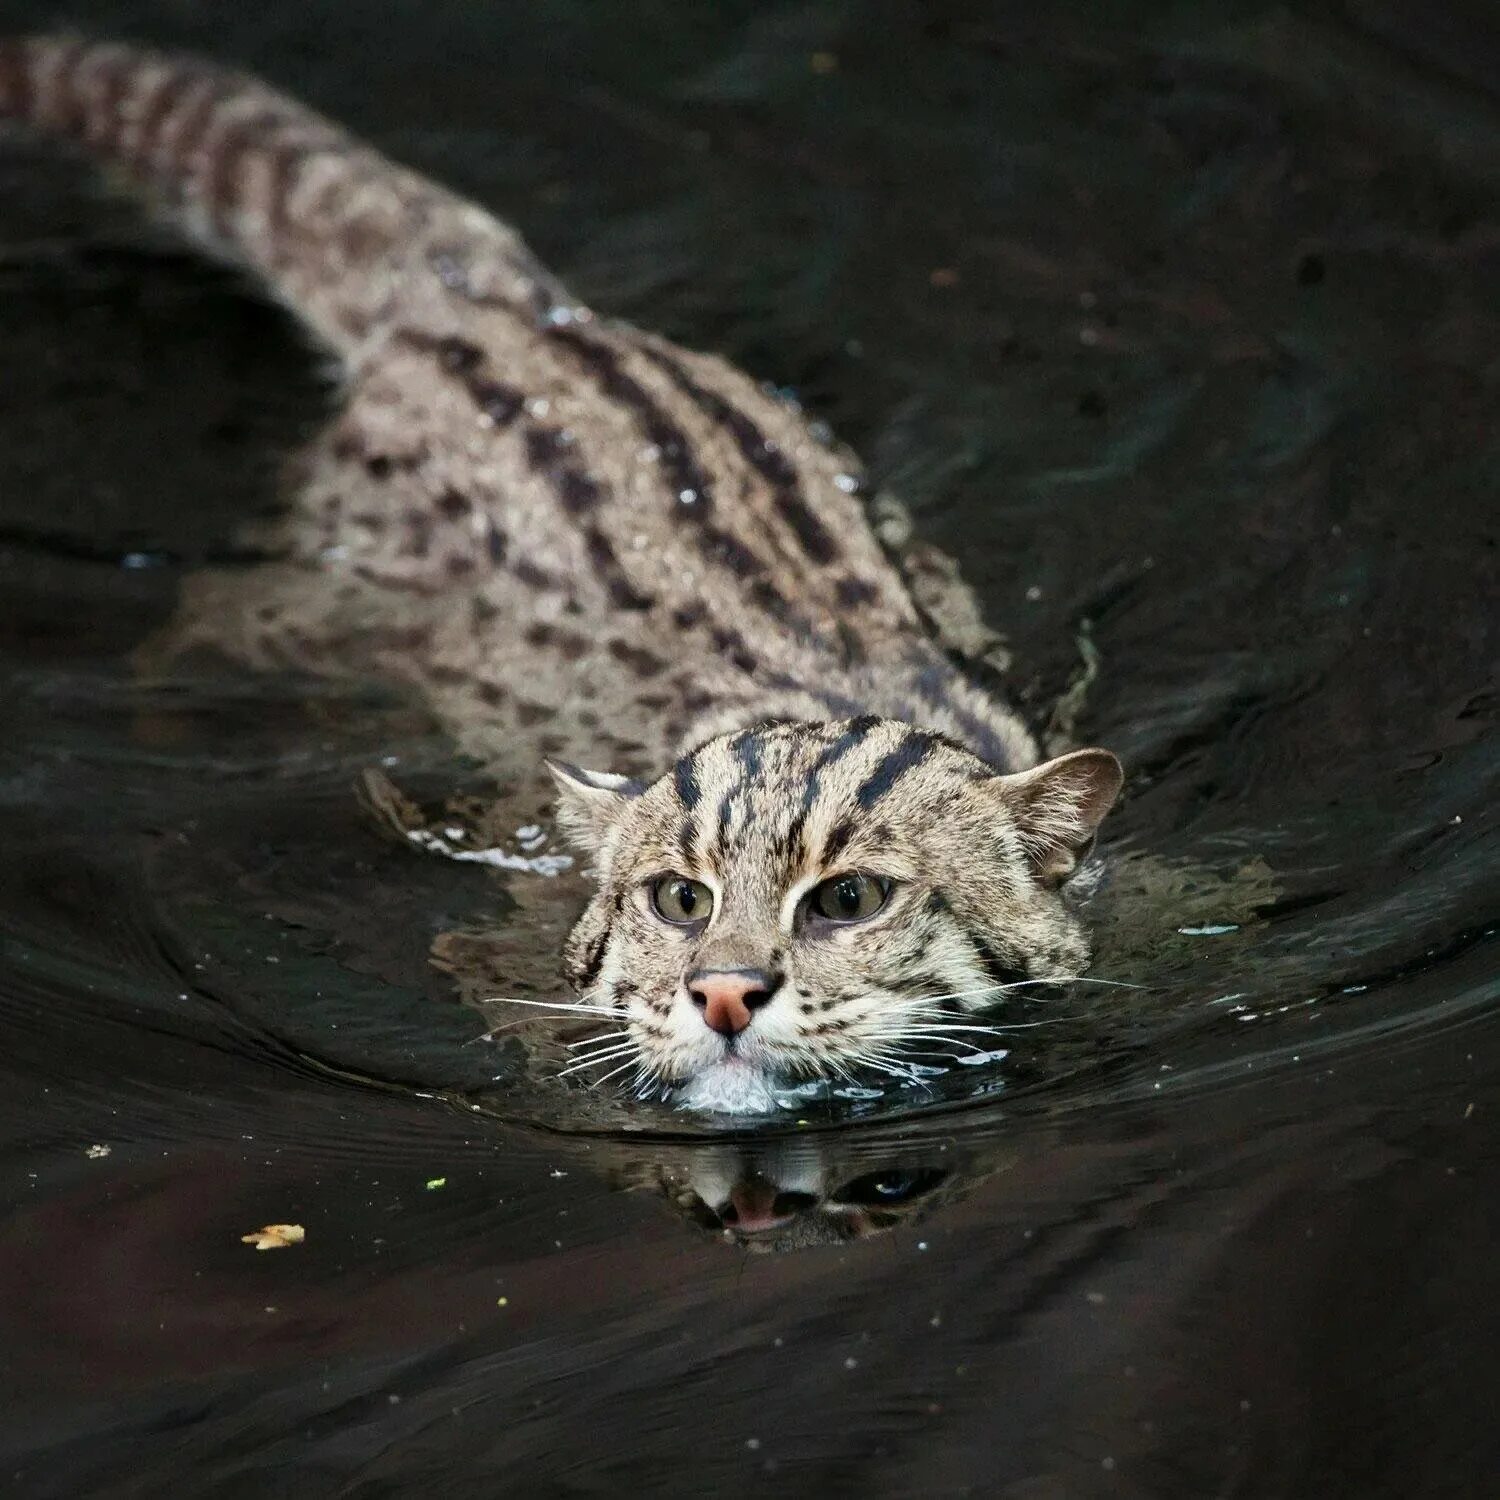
0,35,1123,1111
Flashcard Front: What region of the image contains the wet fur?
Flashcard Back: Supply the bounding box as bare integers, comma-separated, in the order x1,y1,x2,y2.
0,36,1123,1110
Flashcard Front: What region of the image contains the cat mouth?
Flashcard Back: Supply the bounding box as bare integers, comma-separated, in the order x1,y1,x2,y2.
675,1055,783,1114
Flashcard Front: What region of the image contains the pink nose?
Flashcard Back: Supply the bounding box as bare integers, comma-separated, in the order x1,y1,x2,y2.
725,1179,789,1232
688,968,779,1036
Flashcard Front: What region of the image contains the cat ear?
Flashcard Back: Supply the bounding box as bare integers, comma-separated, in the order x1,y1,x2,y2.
997,748,1123,885
545,759,646,851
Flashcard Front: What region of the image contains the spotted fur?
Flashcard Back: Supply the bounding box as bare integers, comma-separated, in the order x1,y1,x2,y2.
553,720,1120,1110
1,37,1124,1110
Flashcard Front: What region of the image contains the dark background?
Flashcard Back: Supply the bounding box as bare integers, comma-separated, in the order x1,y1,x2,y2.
0,3,1496,1496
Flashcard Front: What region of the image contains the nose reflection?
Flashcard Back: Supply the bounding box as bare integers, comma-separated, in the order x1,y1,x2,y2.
718,1175,819,1231
637,1136,963,1250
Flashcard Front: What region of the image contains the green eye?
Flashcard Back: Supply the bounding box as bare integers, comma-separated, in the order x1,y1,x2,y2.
651,875,714,925
809,873,891,924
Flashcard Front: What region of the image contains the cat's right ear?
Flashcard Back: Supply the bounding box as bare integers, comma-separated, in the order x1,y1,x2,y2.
995,747,1123,886
545,760,646,852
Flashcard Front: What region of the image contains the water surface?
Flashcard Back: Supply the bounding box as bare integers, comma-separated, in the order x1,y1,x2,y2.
0,2,1496,1494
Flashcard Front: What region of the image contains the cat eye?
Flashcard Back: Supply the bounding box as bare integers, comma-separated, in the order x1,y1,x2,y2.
650,874,714,926
834,1169,948,1207
806,872,891,925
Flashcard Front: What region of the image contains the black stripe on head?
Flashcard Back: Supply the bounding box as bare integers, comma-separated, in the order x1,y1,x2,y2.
819,817,857,866
732,726,768,780
782,715,882,859
855,731,939,811
674,752,703,813
575,929,609,994
714,728,769,854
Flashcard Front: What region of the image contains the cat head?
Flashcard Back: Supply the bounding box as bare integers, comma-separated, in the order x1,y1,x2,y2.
549,717,1122,1112
623,1135,999,1252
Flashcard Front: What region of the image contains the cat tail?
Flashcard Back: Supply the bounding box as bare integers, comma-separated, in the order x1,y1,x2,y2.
0,34,564,358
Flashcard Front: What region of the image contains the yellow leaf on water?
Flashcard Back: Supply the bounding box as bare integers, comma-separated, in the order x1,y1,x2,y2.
241,1223,305,1251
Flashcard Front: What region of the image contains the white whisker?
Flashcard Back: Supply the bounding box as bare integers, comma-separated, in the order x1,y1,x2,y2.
895,1020,1017,1035
483,996,618,1016
566,1030,632,1050
556,1045,638,1079
590,1056,644,1089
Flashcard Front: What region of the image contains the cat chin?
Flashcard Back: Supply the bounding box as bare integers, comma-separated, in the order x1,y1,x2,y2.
675,1057,783,1115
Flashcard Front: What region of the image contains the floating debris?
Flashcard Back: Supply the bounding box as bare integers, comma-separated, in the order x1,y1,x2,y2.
241,1223,305,1251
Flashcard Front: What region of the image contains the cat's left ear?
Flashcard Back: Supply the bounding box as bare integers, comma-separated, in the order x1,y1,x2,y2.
545,760,646,852
996,748,1123,885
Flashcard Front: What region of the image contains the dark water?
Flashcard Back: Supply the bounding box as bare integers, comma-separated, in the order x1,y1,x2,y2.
1,2,1497,1494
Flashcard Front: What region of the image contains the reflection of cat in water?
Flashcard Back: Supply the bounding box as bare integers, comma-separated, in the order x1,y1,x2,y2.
2,37,1126,1114
614,1133,1015,1252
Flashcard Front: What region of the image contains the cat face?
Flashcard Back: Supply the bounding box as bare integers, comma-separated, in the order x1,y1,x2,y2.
550,717,1121,1112
631,1137,989,1251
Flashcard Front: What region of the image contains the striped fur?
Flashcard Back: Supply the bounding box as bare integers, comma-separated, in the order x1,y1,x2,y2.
554,721,1120,1110
0,37,1124,1110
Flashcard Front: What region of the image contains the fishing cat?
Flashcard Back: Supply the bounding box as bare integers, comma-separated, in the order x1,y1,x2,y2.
616,1132,1010,1253
0,35,1123,1113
